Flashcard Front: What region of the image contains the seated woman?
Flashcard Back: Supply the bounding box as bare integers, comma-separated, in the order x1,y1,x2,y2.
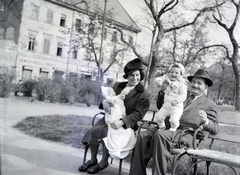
79,58,151,174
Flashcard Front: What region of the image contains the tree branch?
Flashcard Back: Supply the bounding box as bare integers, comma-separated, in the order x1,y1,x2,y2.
165,1,226,33
213,14,229,30
103,47,128,74
229,0,240,31
110,25,143,60
193,44,231,60
144,0,158,23
158,0,178,17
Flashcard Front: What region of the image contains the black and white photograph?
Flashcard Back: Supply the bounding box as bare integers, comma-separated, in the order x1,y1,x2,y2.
1,0,240,174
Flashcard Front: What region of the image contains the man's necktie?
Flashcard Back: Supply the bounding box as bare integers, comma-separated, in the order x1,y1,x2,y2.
184,95,195,107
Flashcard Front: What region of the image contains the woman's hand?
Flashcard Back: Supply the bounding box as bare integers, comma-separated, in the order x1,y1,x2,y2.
102,100,111,113
110,120,124,130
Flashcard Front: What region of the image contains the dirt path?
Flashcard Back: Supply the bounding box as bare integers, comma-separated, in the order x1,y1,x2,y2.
0,95,131,175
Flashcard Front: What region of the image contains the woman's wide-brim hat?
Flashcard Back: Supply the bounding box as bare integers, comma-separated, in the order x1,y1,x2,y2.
187,69,213,87
123,58,144,80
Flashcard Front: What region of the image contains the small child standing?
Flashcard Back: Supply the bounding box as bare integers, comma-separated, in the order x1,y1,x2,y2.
155,63,187,131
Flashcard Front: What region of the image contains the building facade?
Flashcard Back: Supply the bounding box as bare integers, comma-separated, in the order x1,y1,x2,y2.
0,0,141,82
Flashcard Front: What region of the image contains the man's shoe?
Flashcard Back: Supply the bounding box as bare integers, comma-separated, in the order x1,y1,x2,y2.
87,164,108,174
78,160,97,172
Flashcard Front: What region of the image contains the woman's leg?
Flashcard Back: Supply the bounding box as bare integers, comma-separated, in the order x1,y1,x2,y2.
87,141,109,173
98,141,109,168
78,143,99,172
89,144,99,163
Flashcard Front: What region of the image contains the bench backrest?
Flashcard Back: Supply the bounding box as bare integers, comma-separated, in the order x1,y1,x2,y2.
147,103,240,149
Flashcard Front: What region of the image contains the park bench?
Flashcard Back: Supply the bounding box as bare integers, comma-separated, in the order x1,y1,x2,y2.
145,104,240,175
184,129,240,175
83,103,240,175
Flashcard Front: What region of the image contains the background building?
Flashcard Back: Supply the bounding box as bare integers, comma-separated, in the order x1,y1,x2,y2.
0,0,141,82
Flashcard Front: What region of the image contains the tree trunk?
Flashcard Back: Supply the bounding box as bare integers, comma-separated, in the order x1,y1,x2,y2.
231,59,240,110
147,26,164,87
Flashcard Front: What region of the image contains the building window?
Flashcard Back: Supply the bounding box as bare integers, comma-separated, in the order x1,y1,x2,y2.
40,69,48,78
75,19,82,33
57,42,63,56
28,36,35,51
88,23,95,35
72,50,77,59
40,71,48,78
112,31,117,42
22,67,32,80
53,70,64,79
46,9,53,24
60,14,66,27
31,5,39,20
81,74,92,80
43,38,50,54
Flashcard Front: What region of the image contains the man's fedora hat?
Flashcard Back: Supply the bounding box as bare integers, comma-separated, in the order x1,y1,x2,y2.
187,69,213,87
123,58,144,80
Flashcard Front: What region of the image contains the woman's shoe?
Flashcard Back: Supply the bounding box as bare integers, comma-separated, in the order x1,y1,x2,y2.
78,160,97,172
87,163,108,174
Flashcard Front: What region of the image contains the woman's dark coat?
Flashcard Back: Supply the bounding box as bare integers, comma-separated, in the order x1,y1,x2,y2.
82,82,151,145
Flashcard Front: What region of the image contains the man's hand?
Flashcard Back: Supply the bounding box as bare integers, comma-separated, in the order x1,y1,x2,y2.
110,120,124,130
198,110,208,124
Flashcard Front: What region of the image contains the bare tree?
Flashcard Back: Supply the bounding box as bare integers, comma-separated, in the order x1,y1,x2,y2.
194,0,240,110
161,21,209,71
61,2,134,82
128,0,225,87
208,57,235,103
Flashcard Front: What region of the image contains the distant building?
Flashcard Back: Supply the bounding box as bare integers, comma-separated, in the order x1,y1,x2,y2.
0,0,141,82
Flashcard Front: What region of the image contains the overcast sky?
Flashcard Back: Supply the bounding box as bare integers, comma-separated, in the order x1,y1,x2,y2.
118,0,240,61
118,0,240,49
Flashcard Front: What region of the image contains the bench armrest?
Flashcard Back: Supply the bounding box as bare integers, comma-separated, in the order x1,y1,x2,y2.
176,127,206,149
91,112,105,126
137,120,159,134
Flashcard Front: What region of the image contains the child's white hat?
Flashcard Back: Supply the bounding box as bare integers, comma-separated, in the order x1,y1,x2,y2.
168,63,185,75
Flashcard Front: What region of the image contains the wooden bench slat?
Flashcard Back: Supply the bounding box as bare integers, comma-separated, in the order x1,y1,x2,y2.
187,148,240,168
170,148,187,155
209,134,240,144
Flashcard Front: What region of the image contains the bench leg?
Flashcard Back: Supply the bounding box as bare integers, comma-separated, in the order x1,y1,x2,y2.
83,144,90,163
118,159,123,175
193,159,198,175
110,158,113,164
206,161,211,175
172,152,188,175
186,158,200,175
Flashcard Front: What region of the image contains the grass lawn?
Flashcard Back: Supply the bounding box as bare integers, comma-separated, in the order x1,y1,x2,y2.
13,108,240,175
13,114,93,149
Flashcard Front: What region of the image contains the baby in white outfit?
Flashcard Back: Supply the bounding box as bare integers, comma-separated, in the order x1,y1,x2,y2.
155,63,187,131
101,86,136,159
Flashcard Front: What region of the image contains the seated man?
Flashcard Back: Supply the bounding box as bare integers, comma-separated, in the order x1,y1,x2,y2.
129,69,219,175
